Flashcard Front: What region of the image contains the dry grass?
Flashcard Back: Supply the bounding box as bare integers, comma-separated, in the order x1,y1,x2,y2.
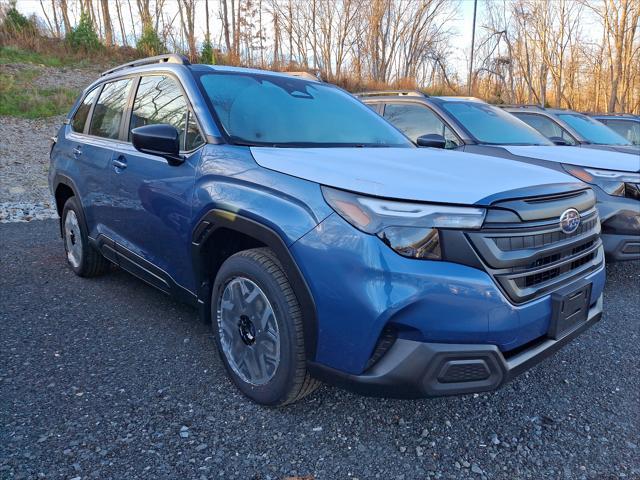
0,64,78,118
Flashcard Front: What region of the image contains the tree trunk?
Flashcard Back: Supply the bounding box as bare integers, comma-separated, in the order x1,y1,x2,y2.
60,0,72,35
101,0,113,46
221,0,232,54
115,0,128,46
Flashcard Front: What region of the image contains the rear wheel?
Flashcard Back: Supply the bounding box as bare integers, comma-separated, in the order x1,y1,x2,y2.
61,196,111,277
211,248,319,406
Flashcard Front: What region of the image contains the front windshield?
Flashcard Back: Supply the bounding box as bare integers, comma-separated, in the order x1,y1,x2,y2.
558,113,632,145
440,101,552,145
197,71,412,147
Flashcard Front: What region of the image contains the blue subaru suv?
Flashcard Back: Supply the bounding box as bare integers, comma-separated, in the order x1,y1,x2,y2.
50,55,605,405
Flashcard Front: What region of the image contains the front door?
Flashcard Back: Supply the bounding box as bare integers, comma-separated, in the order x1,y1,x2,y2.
107,74,205,292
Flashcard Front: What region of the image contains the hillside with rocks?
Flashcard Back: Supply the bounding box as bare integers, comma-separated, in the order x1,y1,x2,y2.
0,57,102,222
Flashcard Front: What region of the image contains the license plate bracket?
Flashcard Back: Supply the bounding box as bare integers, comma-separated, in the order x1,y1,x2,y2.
548,281,592,340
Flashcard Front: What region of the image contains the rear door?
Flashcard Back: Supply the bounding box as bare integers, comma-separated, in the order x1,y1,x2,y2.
67,78,134,240
108,74,205,291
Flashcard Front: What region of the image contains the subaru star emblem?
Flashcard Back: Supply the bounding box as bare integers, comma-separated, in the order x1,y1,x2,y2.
560,208,581,234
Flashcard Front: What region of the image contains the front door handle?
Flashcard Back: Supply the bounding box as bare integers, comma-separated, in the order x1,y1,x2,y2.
72,146,82,158
113,156,127,170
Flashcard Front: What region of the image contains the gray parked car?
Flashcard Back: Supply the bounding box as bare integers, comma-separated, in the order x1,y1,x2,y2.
500,105,639,155
357,91,640,261
589,113,640,146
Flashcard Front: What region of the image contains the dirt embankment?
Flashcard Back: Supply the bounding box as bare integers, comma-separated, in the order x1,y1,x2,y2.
0,62,102,222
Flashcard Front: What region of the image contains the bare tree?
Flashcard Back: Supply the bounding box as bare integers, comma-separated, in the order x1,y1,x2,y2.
177,0,197,61
101,0,113,46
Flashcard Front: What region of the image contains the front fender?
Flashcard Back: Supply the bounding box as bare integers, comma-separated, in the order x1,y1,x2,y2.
191,145,333,245
189,145,334,359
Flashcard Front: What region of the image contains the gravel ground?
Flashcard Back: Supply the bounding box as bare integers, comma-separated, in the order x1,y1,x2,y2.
0,62,100,223
0,114,62,222
1,220,638,480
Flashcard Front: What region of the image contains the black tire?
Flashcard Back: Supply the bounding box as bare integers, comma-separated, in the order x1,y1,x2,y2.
211,248,319,406
61,196,111,277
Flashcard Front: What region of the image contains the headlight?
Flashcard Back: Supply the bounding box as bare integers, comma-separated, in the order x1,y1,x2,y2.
562,164,640,197
321,186,486,260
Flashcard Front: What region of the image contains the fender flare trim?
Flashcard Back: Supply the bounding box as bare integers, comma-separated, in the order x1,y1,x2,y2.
192,209,318,360
52,174,83,237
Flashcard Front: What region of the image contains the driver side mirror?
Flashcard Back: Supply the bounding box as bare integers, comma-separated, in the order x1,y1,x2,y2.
131,124,184,166
549,136,570,146
416,134,446,149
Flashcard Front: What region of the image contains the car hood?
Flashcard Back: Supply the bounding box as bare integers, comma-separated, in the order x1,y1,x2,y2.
586,144,640,155
250,147,580,205
503,145,640,172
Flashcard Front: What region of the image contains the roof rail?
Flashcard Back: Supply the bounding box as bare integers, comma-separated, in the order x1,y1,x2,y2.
589,112,638,118
101,53,190,77
355,90,428,98
497,104,545,109
282,71,322,82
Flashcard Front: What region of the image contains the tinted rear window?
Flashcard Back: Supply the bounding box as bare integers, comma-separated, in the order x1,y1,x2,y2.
89,78,133,139
71,87,99,133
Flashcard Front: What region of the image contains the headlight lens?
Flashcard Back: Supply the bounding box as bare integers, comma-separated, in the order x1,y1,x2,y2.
562,164,640,197
321,186,486,260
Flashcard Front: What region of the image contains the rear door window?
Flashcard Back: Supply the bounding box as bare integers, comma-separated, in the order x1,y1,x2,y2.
383,103,460,148
129,75,188,146
89,78,133,139
71,87,99,133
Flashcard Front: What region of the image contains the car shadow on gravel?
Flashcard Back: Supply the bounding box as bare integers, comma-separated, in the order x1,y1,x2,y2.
2,220,638,480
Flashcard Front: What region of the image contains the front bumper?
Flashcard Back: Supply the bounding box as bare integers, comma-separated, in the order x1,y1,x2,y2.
596,187,640,261
601,233,640,261
309,295,603,398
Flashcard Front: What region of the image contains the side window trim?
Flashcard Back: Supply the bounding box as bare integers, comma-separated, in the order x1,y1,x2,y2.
121,75,141,141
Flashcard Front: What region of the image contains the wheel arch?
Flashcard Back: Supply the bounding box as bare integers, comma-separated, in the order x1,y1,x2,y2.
53,174,82,237
192,209,318,360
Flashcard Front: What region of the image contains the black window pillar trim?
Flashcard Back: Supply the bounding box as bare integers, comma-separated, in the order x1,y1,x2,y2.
191,209,318,360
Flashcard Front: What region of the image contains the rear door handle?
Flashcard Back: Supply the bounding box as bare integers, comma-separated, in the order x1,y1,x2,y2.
113,156,127,170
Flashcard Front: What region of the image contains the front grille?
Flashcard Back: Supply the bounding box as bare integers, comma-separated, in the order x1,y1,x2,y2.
467,204,604,304
492,217,598,251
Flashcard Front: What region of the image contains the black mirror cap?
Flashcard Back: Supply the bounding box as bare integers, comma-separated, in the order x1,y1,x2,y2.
549,136,570,146
416,133,446,149
131,124,184,165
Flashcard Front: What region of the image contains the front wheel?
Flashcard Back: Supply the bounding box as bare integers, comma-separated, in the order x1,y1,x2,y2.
211,248,319,406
